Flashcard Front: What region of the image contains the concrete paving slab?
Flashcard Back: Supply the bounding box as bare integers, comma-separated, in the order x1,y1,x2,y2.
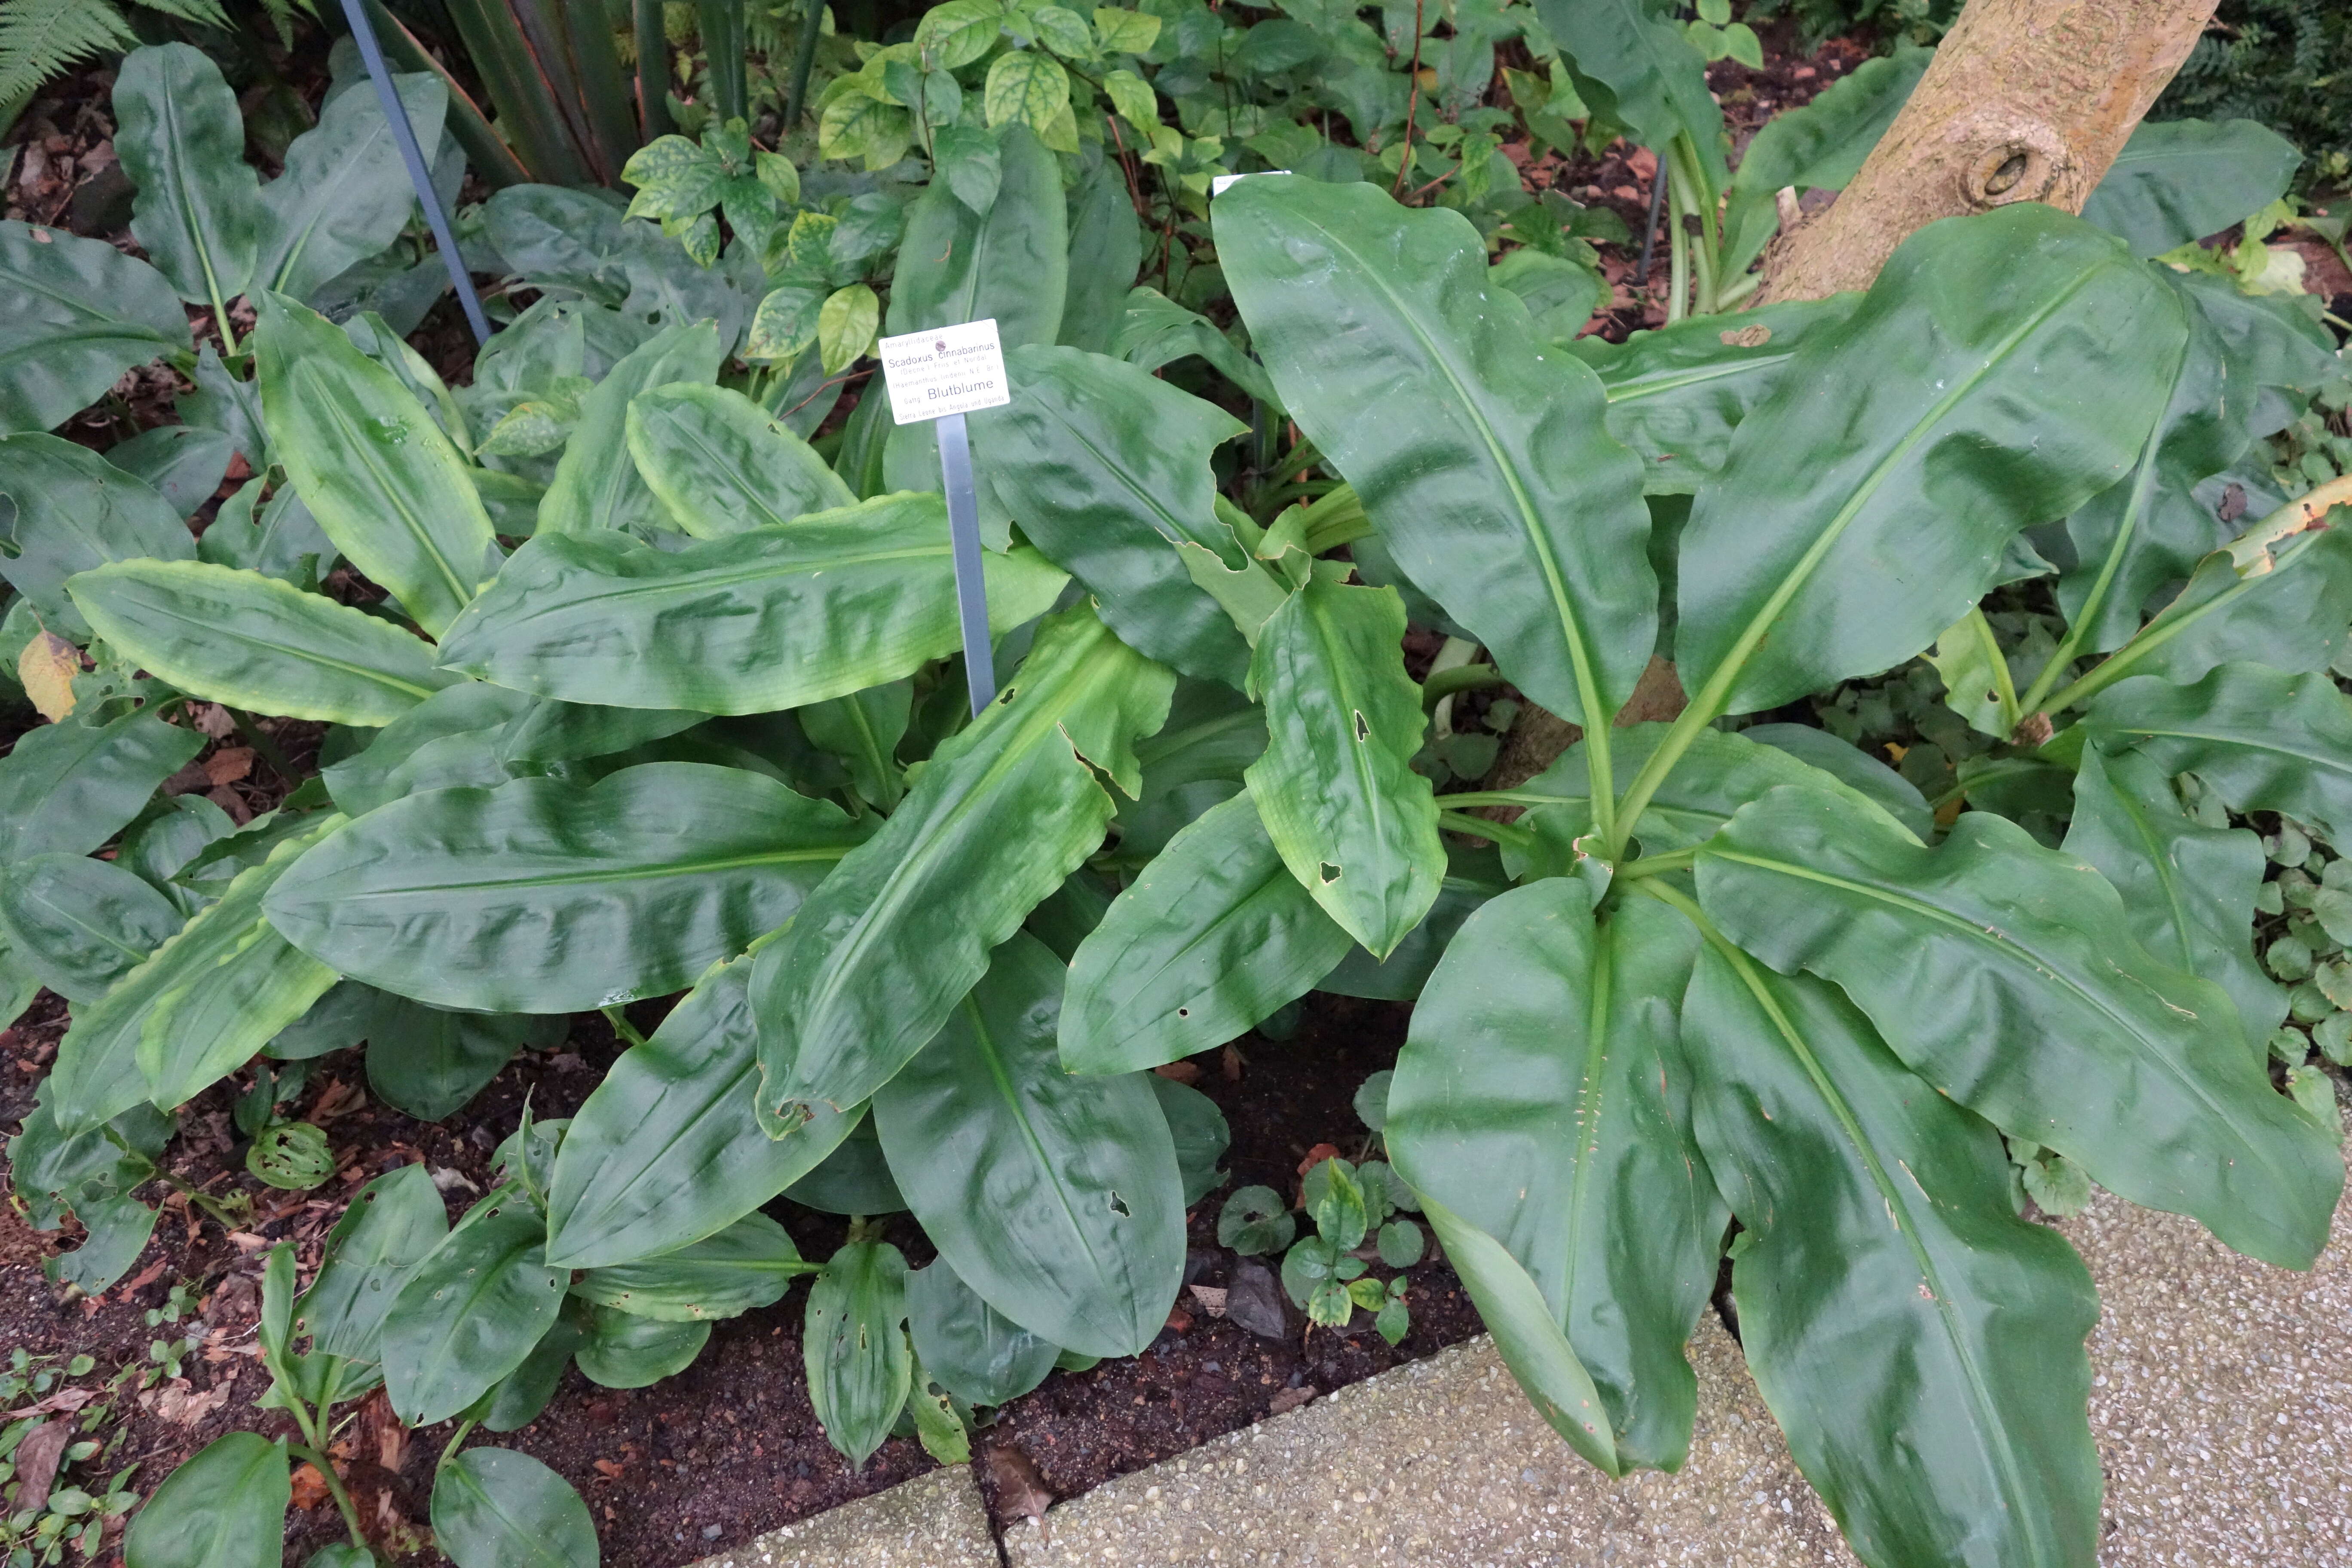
690,1464,998,1568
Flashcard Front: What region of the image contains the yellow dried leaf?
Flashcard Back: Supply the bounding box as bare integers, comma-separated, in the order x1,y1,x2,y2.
18,632,79,721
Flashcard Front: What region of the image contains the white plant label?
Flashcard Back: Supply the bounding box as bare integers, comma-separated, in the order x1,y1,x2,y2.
1211,170,1288,195
878,318,1011,424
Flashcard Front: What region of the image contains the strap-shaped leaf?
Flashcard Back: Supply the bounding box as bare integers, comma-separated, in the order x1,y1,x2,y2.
323,682,540,818
429,1448,597,1568
538,322,725,539
114,43,261,308
1695,784,2343,1268
255,71,448,302
907,1257,1057,1408
0,221,189,433
1389,881,1723,1470
2064,745,2277,1057
70,560,460,725
0,705,201,862
2080,663,2352,848
0,853,181,1002
980,344,1253,687
802,1239,912,1468
1680,941,2100,1568
1217,178,1653,729
0,433,194,627
47,816,341,1135
2081,117,2303,258
753,606,1175,1118
2080,524,2352,695
1061,790,1352,1075
1675,205,2185,717
885,121,1066,346
1244,577,1443,958
574,1303,707,1387
436,495,1071,714
874,933,1184,1357
384,1194,567,1425
296,1163,448,1362
625,381,854,538
545,952,856,1269
266,763,870,1013
364,999,539,1121
256,291,496,637
122,1433,290,1568
572,1212,815,1320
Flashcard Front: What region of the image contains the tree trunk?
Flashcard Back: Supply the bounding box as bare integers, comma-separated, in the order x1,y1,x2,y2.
1762,0,2217,302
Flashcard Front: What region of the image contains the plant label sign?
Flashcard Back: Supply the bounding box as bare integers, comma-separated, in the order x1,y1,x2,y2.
878,319,1011,425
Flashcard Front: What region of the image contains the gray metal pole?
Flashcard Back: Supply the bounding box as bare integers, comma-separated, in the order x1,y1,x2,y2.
934,411,995,715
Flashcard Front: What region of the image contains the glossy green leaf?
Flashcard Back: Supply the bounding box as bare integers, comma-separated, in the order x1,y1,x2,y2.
323,682,540,818
1243,578,1442,957
365,999,539,1121
783,1110,906,1214
1152,1074,1229,1205
874,933,1184,1358
472,1319,582,1433
1718,47,1928,277
0,852,181,1001
495,698,704,766
2081,118,2302,258
0,221,189,433
887,123,1067,349
804,1240,913,1468
753,606,1174,1118
1218,178,1652,729
45,817,337,1133
1110,285,1281,408
573,1302,709,1387
625,381,855,538
296,1162,450,1362
2091,525,2352,693
1419,1194,1618,1474
266,763,870,1013
439,495,1067,715
2064,744,2277,1057
1681,943,2099,1568
255,291,497,637
1696,784,2343,1268
257,71,448,301
545,953,857,1269
1675,205,2184,717
0,706,202,862
980,344,1252,686
70,560,460,725
0,433,195,627
1539,0,1728,192
1739,723,1934,842
800,682,911,813
429,1447,598,1568
1389,881,1722,1470
1564,295,1859,494
1063,790,1351,1074
1315,840,1512,1001
384,1195,567,1425
122,1432,288,1568
1059,157,1144,355
573,1212,813,1320
115,44,262,308
2080,664,2352,849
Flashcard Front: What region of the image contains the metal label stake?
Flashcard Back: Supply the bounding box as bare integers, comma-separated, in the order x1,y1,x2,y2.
874,319,1014,718
335,0,495,346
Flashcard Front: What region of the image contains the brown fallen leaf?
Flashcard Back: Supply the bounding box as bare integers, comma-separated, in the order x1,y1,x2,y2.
203,747,254,786
144,1378,232,1427
290,1463,332,1510
1152,1060,1202,1085
1188,1284,1228,1318
193,703,238,739
18,631,80,721
1163,1307,1192,1335
0,1387,94,1423
11,1420,67,1511
592,1458,626,1479
983,1444,1054,1541
1267,1385,1319,1417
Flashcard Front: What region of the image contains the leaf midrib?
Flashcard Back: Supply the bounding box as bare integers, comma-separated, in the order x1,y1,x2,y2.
330,842,855,900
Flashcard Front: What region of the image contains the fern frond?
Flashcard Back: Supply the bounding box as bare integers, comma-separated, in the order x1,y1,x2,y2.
129,0,232,31
0,0,135,108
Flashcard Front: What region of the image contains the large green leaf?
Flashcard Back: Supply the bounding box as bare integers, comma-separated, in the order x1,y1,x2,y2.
1695,784,2343,1268
296,1162,449,1362
979,344,1253,686
1315,840,1512,1001
1718,46,1928,276
573,1212,814,1320
322,682,540,818
803,1239,913,1468
121,1432,288,1568
573,1302,709,1387
906,1256,1057,1408
0,705,202,862
114,44,262,309
1058,156,1144,355
256,71,448,302
625,381,854,538
2084,524,2352,694
1564,295,1859,495
70,560,461,725
255,291,496,637
1389,881,1722,1470
436,495,1069,714
2079,664,2352,849
1538,0,1728,192
0,433,194,628
265,763,870,1013
1243,578,1442,957
752,606,1174,1118
1217,177,1653,731
885,122,1066,347
429,1447,598,1568
45,817,339,1133
537,323,726,539
545,952,857,1269
2064,744,2277,1057
364,999,541,1121
0,221,189,433
0,852,182,1001
383,1195,567,1425
1680,942,2100,1568
1062,790,1352,1075
1674,205,2182,719
2081,118,2302,258
873,933,1185,1358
